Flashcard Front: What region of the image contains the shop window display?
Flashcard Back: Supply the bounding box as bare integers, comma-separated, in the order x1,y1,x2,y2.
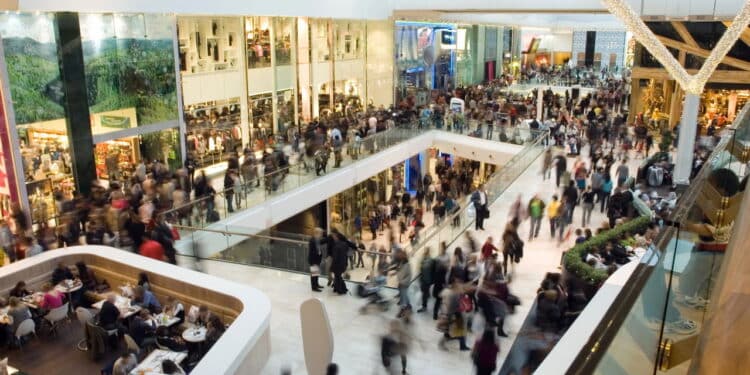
249,93,274,141
333,20,364,61
140,128,182,171
312,19,331,63
184,98,243,167
395,22,457,105
246,16,271,69
94,138,138,181
273,17,294,66
79,13,179,130
177,16,242,74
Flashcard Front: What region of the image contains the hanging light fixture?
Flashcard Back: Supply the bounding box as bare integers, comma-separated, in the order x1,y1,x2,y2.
603,0,750,94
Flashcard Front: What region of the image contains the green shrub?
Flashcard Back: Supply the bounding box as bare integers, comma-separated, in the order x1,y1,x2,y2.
563,215,652,286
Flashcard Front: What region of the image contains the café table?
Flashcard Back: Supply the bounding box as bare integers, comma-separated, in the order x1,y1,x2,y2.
55,279,83,313
20,293,42,310
129,349,187,375
152,313,180,328
181,326,207,343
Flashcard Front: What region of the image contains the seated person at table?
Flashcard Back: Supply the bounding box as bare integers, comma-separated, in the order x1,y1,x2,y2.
164,296,185,325
9,281,31,298
194,305,213,327
0,298,10,348
75,261,100,291
156,326,187,352
39,282,64,311
161,359,187,375
8,297,32,334
51,262,74,285
138,272,151,291
129,309,157,348
112,351,138,375
204,315,226,352
98,294,125,336
132,286,161,313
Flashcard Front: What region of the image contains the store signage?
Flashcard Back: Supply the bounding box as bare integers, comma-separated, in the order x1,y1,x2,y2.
100,115,132,129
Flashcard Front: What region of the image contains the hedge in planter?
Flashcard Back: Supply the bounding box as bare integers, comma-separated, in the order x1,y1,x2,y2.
563,215,652,286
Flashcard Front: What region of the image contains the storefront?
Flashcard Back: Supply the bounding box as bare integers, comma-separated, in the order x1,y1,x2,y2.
395,21,457,105
0,11,181,228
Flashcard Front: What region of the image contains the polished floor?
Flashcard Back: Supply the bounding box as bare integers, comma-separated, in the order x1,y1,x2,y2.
184,145,641,374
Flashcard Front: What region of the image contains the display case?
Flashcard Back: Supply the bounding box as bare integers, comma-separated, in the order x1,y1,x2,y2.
178,17,242,74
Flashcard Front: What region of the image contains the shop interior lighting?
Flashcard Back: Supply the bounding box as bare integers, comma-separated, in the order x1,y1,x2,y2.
603,0,750,94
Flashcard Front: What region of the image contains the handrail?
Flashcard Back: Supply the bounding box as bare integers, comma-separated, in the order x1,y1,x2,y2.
562,102,750,374
171,224,309,245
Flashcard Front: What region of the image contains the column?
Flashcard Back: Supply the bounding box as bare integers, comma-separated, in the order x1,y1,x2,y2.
270,18,279,135
239,17,251,148
537,88,544,121
474,26,485,84
55,12,95,196
496,27,504,76
172,19,187,163
673,93,700,186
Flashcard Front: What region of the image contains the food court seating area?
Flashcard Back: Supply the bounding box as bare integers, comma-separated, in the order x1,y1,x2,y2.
0,246,271,375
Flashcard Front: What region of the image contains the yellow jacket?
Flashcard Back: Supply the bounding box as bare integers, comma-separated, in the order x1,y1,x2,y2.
548,200,561,218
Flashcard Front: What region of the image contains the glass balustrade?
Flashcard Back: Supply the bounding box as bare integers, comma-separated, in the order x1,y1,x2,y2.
172,130,549,288
564,105,750,375
161,120,548,230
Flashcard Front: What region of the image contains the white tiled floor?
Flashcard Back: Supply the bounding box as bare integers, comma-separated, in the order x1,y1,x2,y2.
184,145,642,375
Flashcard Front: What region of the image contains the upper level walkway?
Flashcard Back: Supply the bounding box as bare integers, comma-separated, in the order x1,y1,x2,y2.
174,127,540,258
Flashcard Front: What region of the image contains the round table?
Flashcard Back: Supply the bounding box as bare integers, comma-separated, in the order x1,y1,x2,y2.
182,326,207,343
55,280,83,314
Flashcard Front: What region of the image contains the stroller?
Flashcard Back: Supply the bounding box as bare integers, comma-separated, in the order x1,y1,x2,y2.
357,273,390,313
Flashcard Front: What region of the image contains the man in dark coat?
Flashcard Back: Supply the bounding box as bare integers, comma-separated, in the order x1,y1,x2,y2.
307,228,328,292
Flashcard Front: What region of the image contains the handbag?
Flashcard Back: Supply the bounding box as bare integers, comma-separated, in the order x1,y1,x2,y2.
459,294,474,313
484,206,490,219
310,265,321,276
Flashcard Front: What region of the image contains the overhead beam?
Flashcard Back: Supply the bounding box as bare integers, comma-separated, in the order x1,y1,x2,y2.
724,21,750,48
671,21,698,48
631,66,750,84
656,36,750,71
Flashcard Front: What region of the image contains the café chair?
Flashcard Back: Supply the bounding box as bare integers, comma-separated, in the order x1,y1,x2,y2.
76,307,95,351
124,333,141,356
44,302,71,336
15,319,36,350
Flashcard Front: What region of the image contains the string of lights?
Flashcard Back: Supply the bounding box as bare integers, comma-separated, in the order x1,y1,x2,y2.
603,0,750,94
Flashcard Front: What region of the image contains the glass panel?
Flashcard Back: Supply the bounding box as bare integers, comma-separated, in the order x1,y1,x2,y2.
273,17,293,66
245,16,271,69
0,12,74,224
80,13,178,132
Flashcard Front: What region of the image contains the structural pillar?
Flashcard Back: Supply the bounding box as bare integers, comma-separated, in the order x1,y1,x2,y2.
54,12,95,196
536,88,544,121
673,93,700,186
